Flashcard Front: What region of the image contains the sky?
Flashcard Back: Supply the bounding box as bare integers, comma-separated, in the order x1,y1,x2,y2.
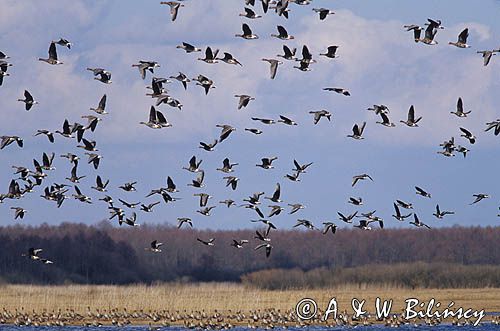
0,0,500,231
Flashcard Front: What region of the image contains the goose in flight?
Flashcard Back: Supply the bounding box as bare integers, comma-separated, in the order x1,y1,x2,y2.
392,203,412,221
140,201,160,213
193,74,215,95
404,24,424,43
338,211,357,223
256,157,278,169
223,176,239,191
77,138,98,152
262,58,282,79
477,50,498,66
352,173,373,187
86,67,112,84
197,238,215,246
219,199,235,208
85,153,102,170
72,185,92,204
91,175,109,192
177,217,192,228
0,136,23,149
122,212,140,227
245,128,263,135
55,119,74,138
433,204,454,219
244,192,265,205
277,45,297,60
217,158,238,173
38,42,62,65
459,127,476,144
367,104,389,115
11,207,27,220
268,205,285,218
216,124,236,142
417,23,439,45
470,193,489,205
410,214,431,229
255,243,272,258
23,248,43,260
376,112,396,127
313,8,335,20
176,42,201,53
252,117,275,124
160,1,184,21
194,193,211,207
218,52,242,66
294,59,311,72
322,222,337,235
485,119,500,136
170,72,190,90
288,203,305,214
278,115,298,126
188,170,205,188
140,106,172,129
265,183,282,203
320,46,339,58
240,7,261,19
119,199,141,209
400,105,422,127
396,199,413,209
198,47,219,64
197,206,216,216
449,28,470,48
90,94,107,114
293,160,313,174
119,181,137,192
284,171,301,182
66,164,85,183
294,219,316,230
236,23,259,39
231,239,249,248
146,240,163,253
132,61,160,79
348,197,363,206
234,95,255,110
17,90,38,111
309,110,331,124
415,186,431,198
251,219,277,235
451,97,471,117
271,25,294,40
323,87,349,96
199,140,218,152
298,45,316,64
241,204,265,218
348,122,366,140
183,156,202,173
354,219,383,230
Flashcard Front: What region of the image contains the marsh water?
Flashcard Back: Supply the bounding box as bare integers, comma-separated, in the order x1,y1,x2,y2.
0,325,498,330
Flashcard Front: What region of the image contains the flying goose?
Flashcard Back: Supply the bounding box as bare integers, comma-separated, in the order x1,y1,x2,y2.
231,239,249,248
400,105,422,127
293,160,313,173
188,170,205,188
72,185,92,204
273,0,290,18
60,152,79,164
396,199,413,209
277,45,297,60
415,186,431,198
140,201,160,213
323,87,349,96
392,203,412,221
347,122,366,140
197,238,215,246
449,28,470,48
132,61,160,79
160,1,184,21
218,52,242,66
348,197,363,206
0,136,23,149
470,193,489,205
288,203,305,214
252,117,275,124
417,23,439,45
194,193,211,207
352,174,373,187
235,95,254,110
38,42,62,65
313,8,335,20
485,119,500,136
86,67,112,84
217,158,238,173
271,25,294,40
91,175,109,192
278,115,297,125
77,138,98,152
122,212,140,227
256,157,278,169
199,140,218,152
451,97,471,117
40,152,55,171
216,124,236,142
285,171,301,182
294,59,311,71
255,243,272,258
319,46,339,58
146,240,163,253
477,50,498,66
11,207,27,220
265,183,281,203
426,18,445,30
119,199,141,209
140,106,172,129
250,219,276,235
197,206,216,216
219,199,235,208
193,74,215,94
240,7,261,19
268,205,284,218
241,203,264,218
337,211,358,223
298,45,316,64
309,110,331,124
367,104,389,115
322,222,337,234
410,214,431,229
17,90,38,111
376,112,395,127
89,94,107,115
55,119,74,138
119,181,137,192
169,72,190,90
23,248,43,260
245,128,263,135
354,219,383,230
85,153,102,170
404,24,424,42
244,192,265,205
198,47,219,64
176,42,201,53
236,23,259,39
459,127,476,144
177,217,193,228
183,156,203,173
294,219,316,230
262,58,282,79
66,164,85,183
147,77,170,97
433,204,454,219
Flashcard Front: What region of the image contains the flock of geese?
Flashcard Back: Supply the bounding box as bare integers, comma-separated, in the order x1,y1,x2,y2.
0,0,499,268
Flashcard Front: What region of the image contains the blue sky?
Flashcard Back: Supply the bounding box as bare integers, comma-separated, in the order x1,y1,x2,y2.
0,0,499,230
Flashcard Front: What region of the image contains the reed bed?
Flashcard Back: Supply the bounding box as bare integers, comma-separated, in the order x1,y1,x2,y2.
1,283,499,314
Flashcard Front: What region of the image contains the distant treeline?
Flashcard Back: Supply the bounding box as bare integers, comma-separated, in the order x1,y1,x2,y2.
0,222,498,286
